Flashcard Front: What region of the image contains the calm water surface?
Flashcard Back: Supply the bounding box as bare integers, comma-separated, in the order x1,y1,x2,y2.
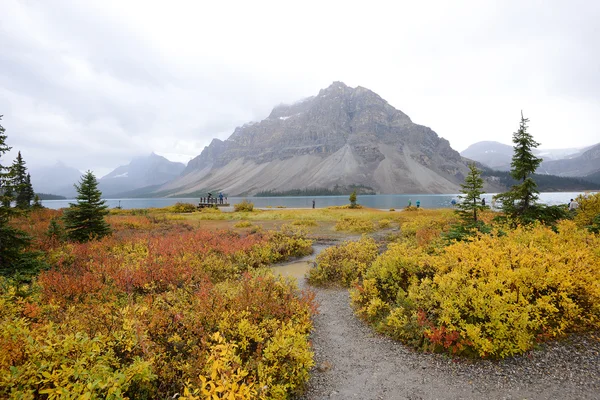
41,192,593,210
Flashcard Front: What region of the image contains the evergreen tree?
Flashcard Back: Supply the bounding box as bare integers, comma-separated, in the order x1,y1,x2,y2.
12,151,32,209
46,217,65,242
456,163,487,224
495,112,542,223
1,186,12,208
446,163,490,241
24,173,35,206
0,116,31,274
63,171,111,242
0,115,12,208
32,194,44,209
349,190,357,208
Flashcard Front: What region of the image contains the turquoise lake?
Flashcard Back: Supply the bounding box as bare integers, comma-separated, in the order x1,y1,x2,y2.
41,192,592,210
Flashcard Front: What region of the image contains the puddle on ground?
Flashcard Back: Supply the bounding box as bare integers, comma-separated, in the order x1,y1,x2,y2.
270,260,314,281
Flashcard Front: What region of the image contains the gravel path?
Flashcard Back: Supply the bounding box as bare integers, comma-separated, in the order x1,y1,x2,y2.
298,287,600,400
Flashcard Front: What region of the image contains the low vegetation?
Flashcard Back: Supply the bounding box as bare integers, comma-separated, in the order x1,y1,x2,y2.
1,210,315,399
234,200,254,212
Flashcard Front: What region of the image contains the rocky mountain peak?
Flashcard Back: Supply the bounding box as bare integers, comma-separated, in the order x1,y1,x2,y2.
166,82,476,196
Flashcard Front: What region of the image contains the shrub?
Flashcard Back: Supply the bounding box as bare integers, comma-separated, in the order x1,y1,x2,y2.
574,192,600,231
378,219,392,228
335,217,375,233
291,219,317,226
352,221,600,358
169,202,197,213
327,204,363,210
234,200,254,212
234,220,253,228
307,236,378,286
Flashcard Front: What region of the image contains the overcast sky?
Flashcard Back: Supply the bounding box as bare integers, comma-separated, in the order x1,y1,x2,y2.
1,0,599,177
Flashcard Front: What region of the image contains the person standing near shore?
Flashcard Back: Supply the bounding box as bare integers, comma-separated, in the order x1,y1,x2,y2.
312,199,315,209
568,198,579,211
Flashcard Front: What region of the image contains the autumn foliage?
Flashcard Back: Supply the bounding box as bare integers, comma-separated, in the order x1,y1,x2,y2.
1,210,315,399
351,221,600,358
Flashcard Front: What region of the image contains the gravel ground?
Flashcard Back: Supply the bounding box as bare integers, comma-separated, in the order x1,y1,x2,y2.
298,287,600,400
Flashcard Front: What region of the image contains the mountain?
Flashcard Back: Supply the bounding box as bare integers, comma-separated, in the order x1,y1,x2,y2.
460,141,514,170
29,162,83,197
538,143,600,178
461,141,594,171
99,153,185,197
156,82,505,196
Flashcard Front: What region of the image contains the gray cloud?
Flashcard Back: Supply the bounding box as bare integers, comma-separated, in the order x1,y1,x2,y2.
1,0,599,178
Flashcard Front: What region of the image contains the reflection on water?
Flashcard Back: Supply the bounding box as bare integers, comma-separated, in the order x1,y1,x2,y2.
271,261,313,281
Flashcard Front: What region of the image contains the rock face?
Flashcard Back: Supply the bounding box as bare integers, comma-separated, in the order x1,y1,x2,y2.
162,82,489,196
100,153,185,197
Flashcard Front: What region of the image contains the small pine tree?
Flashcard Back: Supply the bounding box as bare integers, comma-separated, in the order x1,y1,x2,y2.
32,194,44,209
63,171,111,242
446,163,490,241
46,217,65,242
349,190,357,208
495,112,542,223
0,116,31,274
457,164,487,223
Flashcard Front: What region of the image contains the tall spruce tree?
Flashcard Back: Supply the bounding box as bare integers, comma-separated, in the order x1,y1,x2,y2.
446,163,489,241
12,151,32,209
0,116,31,274
495,112,542,223
63,170,111,242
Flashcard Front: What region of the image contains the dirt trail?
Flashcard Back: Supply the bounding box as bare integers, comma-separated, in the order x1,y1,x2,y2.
280,242,600,400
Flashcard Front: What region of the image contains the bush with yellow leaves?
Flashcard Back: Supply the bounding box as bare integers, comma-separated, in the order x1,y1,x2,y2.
307,236,379,286
334,217,375,233
574,192,600,232
352,221,600,358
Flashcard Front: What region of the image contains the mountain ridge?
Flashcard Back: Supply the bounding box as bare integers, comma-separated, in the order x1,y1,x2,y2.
158,81,484,196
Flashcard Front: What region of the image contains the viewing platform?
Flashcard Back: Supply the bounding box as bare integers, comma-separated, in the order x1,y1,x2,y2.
198,196,229,209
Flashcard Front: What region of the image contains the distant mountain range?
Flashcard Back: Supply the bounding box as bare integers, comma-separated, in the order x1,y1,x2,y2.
29,162,83,198
151,81,505,196
98,153,185,197
29,153,185,198
28,83,599,199
461,141,600,184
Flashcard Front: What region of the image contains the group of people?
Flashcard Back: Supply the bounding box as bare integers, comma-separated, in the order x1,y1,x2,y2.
407,199,421,208
201,192,227,205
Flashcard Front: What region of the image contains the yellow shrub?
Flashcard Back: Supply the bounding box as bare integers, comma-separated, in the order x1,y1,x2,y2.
307,236,379,286
574,192,600,229
235,220,253,228
291,219,317,226
181,332,258,400
234,200,254,212
169,202,197,213
378,219,392,228
335,217,375,233
352,221,600,358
